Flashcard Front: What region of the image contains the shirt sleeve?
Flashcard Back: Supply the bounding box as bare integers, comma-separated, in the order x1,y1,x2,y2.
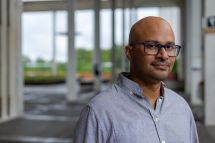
73,105,105,143
190,113,199,143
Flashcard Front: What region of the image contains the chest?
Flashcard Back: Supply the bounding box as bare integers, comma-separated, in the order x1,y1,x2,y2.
108,109,190,143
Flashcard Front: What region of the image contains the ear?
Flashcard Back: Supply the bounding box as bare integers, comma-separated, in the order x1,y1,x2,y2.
125,45,133,61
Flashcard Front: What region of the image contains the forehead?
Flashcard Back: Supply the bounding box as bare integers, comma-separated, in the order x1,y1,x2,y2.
132,20,175,44
142,34,175,44
141,28,174,44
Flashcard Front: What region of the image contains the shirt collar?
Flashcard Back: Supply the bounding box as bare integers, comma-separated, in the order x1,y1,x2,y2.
116,72,165,99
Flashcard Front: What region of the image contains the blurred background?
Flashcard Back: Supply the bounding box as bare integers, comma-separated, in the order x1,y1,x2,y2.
0,0,215,142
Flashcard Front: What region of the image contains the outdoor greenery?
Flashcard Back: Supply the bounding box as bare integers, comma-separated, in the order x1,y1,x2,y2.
23,46,124,84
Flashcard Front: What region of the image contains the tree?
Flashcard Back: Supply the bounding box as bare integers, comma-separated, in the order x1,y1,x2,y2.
22,55,31,66
36,57,46,64
77,48,92,72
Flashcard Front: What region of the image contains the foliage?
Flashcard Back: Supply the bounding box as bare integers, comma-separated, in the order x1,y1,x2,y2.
57,62,67,72
101,49,111,72
22,55,31,66
24,75,65,85
101,45,124,72
101,49,111,62
36,57,46,64
23,46,125,84
77,48,92,72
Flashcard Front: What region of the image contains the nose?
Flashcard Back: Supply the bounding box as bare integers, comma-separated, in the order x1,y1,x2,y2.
156,48,169,60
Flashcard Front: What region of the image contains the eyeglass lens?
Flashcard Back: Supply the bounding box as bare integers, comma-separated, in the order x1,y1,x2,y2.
144,42,180,57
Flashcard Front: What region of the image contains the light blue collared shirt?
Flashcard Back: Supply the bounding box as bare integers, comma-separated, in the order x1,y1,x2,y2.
74,72,199,143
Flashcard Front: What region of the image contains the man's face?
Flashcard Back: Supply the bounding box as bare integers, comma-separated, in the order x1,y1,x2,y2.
126,21,176,84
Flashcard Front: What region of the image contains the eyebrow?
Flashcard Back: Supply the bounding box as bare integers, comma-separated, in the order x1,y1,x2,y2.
144,40,175,44
165,41,175,45
144,40,158,43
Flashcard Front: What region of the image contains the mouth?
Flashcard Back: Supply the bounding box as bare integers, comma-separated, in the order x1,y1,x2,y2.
151,62,170,70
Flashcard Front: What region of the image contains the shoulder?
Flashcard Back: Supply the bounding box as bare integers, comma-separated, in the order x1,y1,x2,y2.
80,84,123,130
88,84,121,111
164,88,192,112
165,88,187,103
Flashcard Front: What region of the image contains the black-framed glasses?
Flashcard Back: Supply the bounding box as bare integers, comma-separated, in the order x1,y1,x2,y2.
130,40,181,57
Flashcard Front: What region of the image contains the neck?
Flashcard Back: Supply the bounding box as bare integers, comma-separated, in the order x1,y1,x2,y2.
130,75,162,109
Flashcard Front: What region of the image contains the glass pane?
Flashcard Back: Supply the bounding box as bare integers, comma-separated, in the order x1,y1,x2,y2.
56,35,67,62
56,11,67,33
22,12,53,62
137,7,159,19
76,10,94,50
22,10,68,79
100,9,111,77
75,10,94,77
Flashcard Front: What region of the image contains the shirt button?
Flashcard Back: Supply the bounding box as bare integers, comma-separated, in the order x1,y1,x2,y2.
154,117,159,122
161,140,166,143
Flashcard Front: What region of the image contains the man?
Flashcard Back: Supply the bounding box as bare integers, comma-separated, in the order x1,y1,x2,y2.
74,16,199,143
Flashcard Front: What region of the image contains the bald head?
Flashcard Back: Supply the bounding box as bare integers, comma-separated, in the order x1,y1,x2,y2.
129,16,175,44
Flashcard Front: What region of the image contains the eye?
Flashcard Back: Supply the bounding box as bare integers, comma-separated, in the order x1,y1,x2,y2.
145,43,157,49
165,45,175,50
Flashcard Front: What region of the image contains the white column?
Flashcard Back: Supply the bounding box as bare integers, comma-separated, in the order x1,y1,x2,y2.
190,0,202,105
128,0,132,28
66,0,79,101
9,0,23,117
0,0,9,121
16,0,24,117
93,0,102,92
185,0,203,105
184,0,192,99
0,0,23,122
204,0,215,126
51,11,57,76
121,0,126,72
111,0,116,82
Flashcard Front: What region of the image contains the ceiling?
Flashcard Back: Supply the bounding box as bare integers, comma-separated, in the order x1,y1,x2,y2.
23,0,184,12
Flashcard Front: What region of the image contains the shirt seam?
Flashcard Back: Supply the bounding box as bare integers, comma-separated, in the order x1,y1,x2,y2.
89,101,118,143
87,104,105,142
110,87,120,143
